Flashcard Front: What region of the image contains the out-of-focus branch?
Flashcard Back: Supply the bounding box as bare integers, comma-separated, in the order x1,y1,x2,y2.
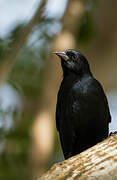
40,133,117,179
31,0,85,178
0,0,47,83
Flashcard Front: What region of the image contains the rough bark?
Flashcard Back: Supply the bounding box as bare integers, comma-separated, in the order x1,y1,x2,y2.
40,133,117,180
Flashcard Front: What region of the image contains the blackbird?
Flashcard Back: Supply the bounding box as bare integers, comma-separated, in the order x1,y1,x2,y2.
54,49,111,159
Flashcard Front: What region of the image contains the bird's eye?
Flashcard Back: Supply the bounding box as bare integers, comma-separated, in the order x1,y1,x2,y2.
72,55,77,61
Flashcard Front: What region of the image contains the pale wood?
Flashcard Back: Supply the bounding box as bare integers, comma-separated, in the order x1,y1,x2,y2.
40,133,117,180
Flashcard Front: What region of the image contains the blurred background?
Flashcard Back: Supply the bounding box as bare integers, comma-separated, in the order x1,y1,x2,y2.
0,0,117,179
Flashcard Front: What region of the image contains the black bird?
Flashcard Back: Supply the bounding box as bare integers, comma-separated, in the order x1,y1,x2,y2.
54,49,111,159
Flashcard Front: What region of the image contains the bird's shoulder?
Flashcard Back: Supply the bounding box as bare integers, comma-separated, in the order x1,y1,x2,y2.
72,75,105,96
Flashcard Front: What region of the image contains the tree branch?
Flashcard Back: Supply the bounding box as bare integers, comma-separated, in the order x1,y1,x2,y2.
0,0,47,83
40,133,117,179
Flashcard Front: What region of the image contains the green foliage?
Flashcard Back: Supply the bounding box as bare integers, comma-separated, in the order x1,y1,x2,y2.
0,38,10,60
9,20,53,100
0,112,33,180
9,48,42,99
8,24,25,44
0,24,25,62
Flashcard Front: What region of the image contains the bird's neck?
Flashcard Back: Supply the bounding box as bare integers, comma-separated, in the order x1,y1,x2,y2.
62,63,92,78
63,70,92,80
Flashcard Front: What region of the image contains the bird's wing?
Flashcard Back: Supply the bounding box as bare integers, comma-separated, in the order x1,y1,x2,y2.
56,87,81,158
103,95,111,123
92,79,111,123
56,88,80,132
56,93,61,132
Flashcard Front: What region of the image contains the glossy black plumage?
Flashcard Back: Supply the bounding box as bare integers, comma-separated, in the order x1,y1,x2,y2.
55,50,111,159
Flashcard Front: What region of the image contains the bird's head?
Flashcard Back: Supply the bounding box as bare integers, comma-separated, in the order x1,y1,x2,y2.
54,49,91,76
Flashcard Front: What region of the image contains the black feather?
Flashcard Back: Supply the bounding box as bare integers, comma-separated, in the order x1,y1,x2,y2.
55,49,111,159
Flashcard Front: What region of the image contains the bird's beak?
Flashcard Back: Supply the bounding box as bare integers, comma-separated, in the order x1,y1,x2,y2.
53,51,69,61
